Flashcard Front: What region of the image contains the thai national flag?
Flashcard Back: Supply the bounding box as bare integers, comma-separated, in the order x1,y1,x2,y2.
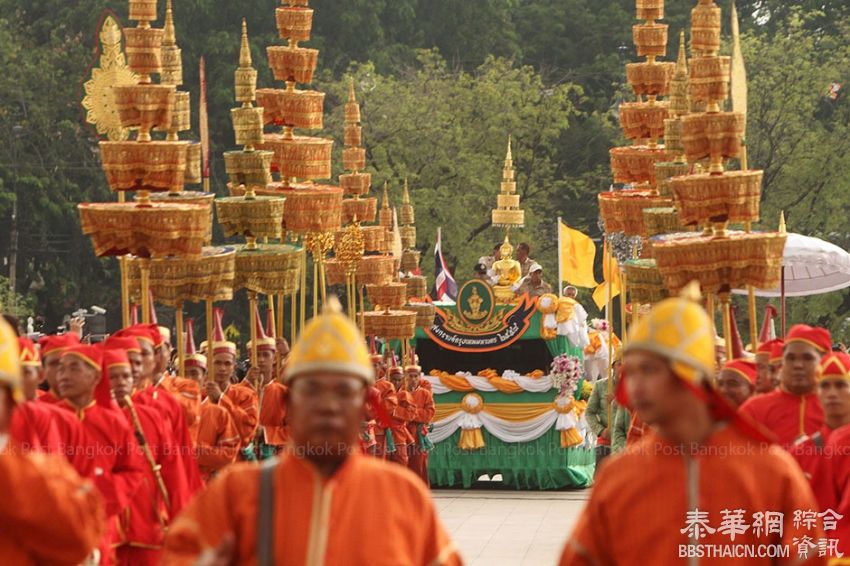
432,227,458,303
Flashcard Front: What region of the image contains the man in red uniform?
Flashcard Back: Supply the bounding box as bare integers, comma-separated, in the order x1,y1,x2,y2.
560,292,826,565
206,309,259,460
739,324,828,447
716,358,757,409
790,352,850,512
0,317,106,565
152,325,201,439
37,332,80,404
407,361,435,485
110,327,201,511
56,344,146,565
106,348,180,565
755,338,784,394
11,337,90,472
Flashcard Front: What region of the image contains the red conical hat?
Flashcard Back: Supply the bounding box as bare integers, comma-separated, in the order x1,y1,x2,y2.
247,303,276,352
266,308,276,340
184,319,207,370
758,304,778,345
729,306,745,360
212,308,237,357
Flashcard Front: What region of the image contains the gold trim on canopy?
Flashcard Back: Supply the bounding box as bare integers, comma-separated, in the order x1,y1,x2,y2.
234,243,304,296
651,231,787,294
78,202,210,258
126,246,236,306
216,196,286,240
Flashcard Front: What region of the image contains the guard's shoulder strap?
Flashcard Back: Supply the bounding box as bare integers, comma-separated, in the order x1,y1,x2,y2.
257,458,279,566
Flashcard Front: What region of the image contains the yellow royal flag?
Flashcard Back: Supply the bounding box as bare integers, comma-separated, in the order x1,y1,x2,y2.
592,243,621,309
559,222,599,288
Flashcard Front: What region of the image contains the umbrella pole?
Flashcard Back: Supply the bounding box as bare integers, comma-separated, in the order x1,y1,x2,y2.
175,302,185,377
205,300,214,353
781,266,787,338
720,291,733,359
140,259,151,324
706,293,716,341
744,222,758,351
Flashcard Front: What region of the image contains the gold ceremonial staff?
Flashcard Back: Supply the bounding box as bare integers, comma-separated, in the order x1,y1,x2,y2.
125,395,171,511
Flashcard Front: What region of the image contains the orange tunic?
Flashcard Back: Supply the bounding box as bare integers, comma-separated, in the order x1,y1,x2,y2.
0,451,105,565
220,383,260,450
259,382,289,447
196,401,241,481
739,389,824,447
393,390,417,446
163,453,460,565
559,426,826,566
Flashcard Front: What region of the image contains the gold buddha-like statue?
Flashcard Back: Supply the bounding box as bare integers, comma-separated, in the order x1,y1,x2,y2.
492,237,522,303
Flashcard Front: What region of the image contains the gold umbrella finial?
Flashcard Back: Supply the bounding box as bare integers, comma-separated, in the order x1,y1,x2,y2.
402,178,410,205
381,181,390,209
779,211,787,234
676,31,687,76
240,18,252,69
163,0,176,47
348,77,357,104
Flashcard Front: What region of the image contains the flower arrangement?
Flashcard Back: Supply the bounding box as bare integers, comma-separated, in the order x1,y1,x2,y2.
590,318,610,332
550,354,583,397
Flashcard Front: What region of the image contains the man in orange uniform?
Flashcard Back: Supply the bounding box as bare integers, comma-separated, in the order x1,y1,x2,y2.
182,319,240,482
106,348,179,565
37,332,80,404
239,306,287,459
113,325,203,505
755,338,784,394
407,361,435,485
370,354,398,458
56,344,146,565
206,309,258,459
163,299,460,565
0,317,105,565
790,352,850,512
740,324,828,447
388,365,415,466
560,291,826,566
716,358,757,409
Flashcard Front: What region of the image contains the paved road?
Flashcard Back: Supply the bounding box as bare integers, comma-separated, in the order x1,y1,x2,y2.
433,486,591,566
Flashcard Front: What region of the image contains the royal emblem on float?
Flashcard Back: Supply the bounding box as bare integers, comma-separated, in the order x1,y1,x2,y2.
425,281,537,353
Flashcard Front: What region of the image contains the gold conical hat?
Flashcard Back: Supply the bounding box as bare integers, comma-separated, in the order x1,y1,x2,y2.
285,297,374,383
625,285,714,384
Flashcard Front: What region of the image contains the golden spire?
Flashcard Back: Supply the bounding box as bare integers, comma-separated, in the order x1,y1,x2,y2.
234,18,258,107
240,18,252,69
501,136,516,192
676,30,687,77
779,211,787,233
668,31,689,118
163,0,176,47
381,181,390,209
159,0,183,86
402,178,410,205
348,77,357,104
